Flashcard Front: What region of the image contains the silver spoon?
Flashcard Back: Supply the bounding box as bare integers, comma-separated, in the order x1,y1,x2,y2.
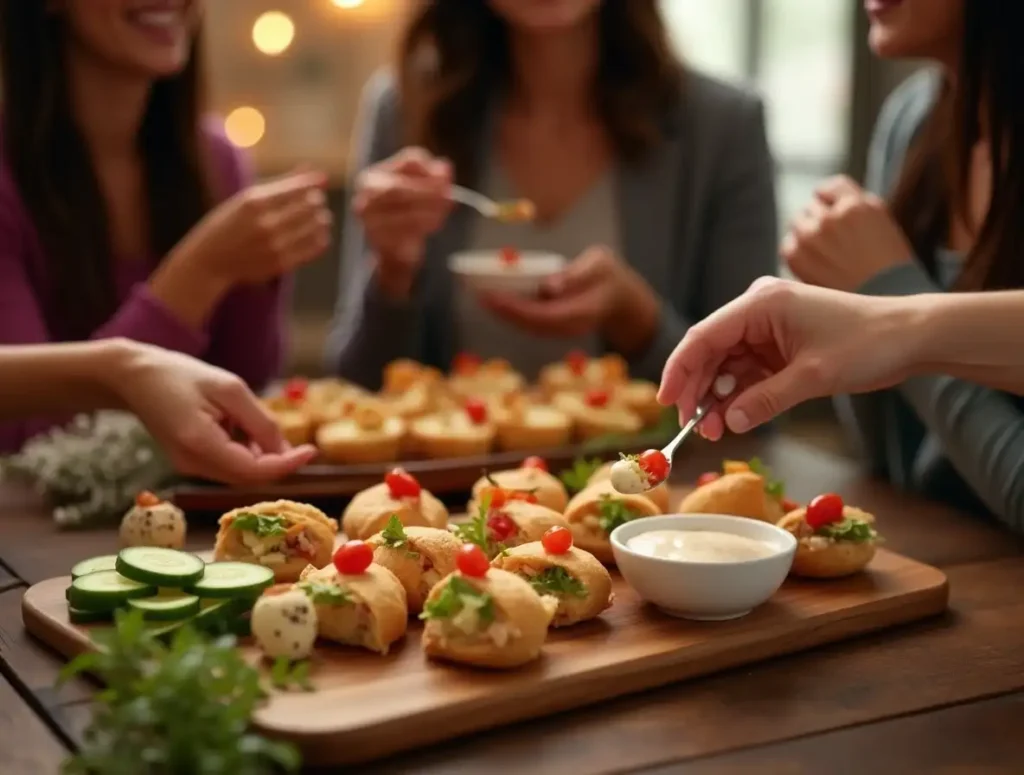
610,374,737,494
449,185,536,223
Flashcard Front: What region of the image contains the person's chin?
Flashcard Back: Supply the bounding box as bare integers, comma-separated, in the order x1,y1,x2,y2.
867,25,908,58
127,49,192,79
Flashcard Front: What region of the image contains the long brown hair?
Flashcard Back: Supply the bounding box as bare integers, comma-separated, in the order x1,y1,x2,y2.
0,1,215,340
397,0,683,185
889,0,1024,291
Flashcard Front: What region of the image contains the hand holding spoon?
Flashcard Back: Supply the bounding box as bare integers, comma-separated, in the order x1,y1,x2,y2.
610,374,737,495
449,185,536,223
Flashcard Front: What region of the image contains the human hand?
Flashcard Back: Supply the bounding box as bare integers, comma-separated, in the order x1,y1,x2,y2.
169,169,332,288
107,342,317,484
657,277,923,439
480,245,659,353
782,175,914,291
353,147,453,299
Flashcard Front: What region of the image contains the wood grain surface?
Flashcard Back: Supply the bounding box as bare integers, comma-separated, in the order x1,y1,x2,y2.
22,549,947,767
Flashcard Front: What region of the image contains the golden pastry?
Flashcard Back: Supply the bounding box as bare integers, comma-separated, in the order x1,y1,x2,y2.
563,479,661,564
492,393,572,451
341,468,449,540
587,460,670,512
469,462,569,514
382,359,442,395
316,402,404,464
409,403,496,459
778,498,880,579
614,379,664,426
457,497,570,559
679,459,789,523
539,351,628,394
215,500,338,583
366,517,461,614
553,388,642,441
448,357,525,399
269,407,314,447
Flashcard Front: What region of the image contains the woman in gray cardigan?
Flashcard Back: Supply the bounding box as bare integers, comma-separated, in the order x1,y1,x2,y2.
325,0,777,387
782,0,1024,532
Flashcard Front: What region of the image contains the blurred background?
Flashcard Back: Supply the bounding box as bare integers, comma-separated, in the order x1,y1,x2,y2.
204,0,920,454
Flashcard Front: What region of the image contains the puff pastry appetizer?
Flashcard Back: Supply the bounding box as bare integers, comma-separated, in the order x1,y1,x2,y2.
341,468,449,540
563,479,661,564
316,402,405,464
469,458,569,514
492,527,612,627
553,388,642,441
366,516,461,614
448,355,525,399
409,401,496,459
679,459,793,523
420,545,558,669
778,493,880,578
215,500,337,582
457,495,570,560
492,394,572,451
296,545,408,654
539,351,628,394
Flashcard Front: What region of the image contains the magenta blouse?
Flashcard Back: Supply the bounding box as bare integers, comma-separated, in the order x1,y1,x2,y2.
0,122,288,453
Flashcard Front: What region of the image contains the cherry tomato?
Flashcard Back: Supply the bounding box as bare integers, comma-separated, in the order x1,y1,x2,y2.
456,543,490,577
522,456,548,472
499,245,520,266
283,377,308,403
487,512,518,542
135,490,161,508
585,388,609,408
696,472,720,488
452,351,481,376
637,449,669,485
333,540,373,575
385,468,421,499
781,497,801,513
541,525,573,554
482,486,507,509
465,398,488,425
566,350,588,377
806,493,845,529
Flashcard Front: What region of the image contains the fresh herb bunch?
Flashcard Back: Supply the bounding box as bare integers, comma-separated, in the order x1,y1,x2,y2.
420,575,495,623
379,515,420,559
527,567,587,599
60,609,300,775
748,457,785,501
453,494,505,558
817,518,878,543
597,495,637,535
231,513,288,538
296,580,352,606
559,458,603,494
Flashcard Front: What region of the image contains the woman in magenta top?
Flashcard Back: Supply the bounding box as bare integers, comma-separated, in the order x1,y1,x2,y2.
0,0,331,453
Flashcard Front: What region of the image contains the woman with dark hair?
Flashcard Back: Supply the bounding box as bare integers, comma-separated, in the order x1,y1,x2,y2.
782,0,1024,529
326,0,778,386
0,0,332,452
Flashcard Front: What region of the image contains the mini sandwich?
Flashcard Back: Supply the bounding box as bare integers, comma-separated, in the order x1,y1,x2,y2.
366,517,461,614
778,497,880,579
563,479,661,565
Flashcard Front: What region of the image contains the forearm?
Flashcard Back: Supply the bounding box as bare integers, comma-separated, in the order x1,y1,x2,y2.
147,249,231,332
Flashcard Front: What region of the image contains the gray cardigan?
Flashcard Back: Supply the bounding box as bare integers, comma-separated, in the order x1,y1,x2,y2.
835,68,1024,534
324,69,778,388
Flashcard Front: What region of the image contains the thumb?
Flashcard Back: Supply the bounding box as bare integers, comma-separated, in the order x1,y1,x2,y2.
723,366,816,433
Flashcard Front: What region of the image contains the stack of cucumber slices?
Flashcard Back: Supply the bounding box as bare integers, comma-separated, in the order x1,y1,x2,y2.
67,548,275,638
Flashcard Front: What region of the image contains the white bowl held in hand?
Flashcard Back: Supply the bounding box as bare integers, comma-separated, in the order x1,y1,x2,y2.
610,514,797,621
449,249,567,296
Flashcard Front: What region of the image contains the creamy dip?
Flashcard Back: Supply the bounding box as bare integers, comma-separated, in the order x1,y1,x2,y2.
627,530,776,563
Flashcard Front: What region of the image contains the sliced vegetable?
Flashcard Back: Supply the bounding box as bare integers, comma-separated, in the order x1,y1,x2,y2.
68,571,156,611
333,541,373,575
115,547,205,588
187,562,274,599
127,594,201,622
71,555,118,580
541,525,573,555
69,606,114,625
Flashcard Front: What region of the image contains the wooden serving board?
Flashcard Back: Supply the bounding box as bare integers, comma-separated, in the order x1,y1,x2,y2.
22,549,948,767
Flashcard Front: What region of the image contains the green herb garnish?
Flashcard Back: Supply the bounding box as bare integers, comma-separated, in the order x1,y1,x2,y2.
296,580,352,606
231,513,288,538
271,656,314,692
380,514,420,559
452,493,504,559
597,495,638,535
59,609,300,774
748,457,785,501
526,567,587,599
817,518,878,543
560,457,603,494
419,575,496,624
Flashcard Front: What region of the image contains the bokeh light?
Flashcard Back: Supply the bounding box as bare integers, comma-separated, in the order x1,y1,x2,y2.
252,11,295,56
224,107,266,148
330,0,365,8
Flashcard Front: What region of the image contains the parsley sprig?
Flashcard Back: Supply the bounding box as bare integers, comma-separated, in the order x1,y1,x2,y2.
296,580,352,606
747,458,785,501
597,495,638,535
452,494,506,559
231,513,288,538
420,575,496,624
560,457,603,494
379,514,420,559
526,567,587,599
59,609,300,774
817,518,878,544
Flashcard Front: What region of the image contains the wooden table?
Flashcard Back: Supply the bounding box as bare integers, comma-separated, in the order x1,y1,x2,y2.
3,435,1024,774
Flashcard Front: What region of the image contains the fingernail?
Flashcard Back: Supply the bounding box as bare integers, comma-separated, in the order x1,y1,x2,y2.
726,407,750,433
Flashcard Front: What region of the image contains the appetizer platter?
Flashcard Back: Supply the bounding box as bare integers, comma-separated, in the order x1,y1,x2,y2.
24,460,949,767
171,352,678,512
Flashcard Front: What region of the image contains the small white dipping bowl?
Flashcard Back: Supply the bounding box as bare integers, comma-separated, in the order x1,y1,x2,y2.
449,249,567,296
610,514,797,621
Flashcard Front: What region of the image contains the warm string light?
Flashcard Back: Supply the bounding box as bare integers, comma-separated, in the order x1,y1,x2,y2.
252,10,295,56
224,107,266,148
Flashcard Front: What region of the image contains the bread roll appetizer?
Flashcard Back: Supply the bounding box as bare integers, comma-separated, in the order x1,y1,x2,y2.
457,494,570,561
679,459,793,523
316,402,405,464
409,401,496,459
366,516,461,614
215,500,337,583
778,493,880,578
296,543,408,654
588,460,670,512
420,544,558,669
492,395,572,451
469,458,569,514
539,351,628,394
341,468,449,540
553,388,642,441
563,480,661,564
492,527,613,627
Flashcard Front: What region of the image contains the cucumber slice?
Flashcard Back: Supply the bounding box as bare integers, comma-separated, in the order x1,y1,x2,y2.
116,547,205,587
187,562,274,598
127,593,201,621
68,571,155,611
71,555,118,580
68,606,113,625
